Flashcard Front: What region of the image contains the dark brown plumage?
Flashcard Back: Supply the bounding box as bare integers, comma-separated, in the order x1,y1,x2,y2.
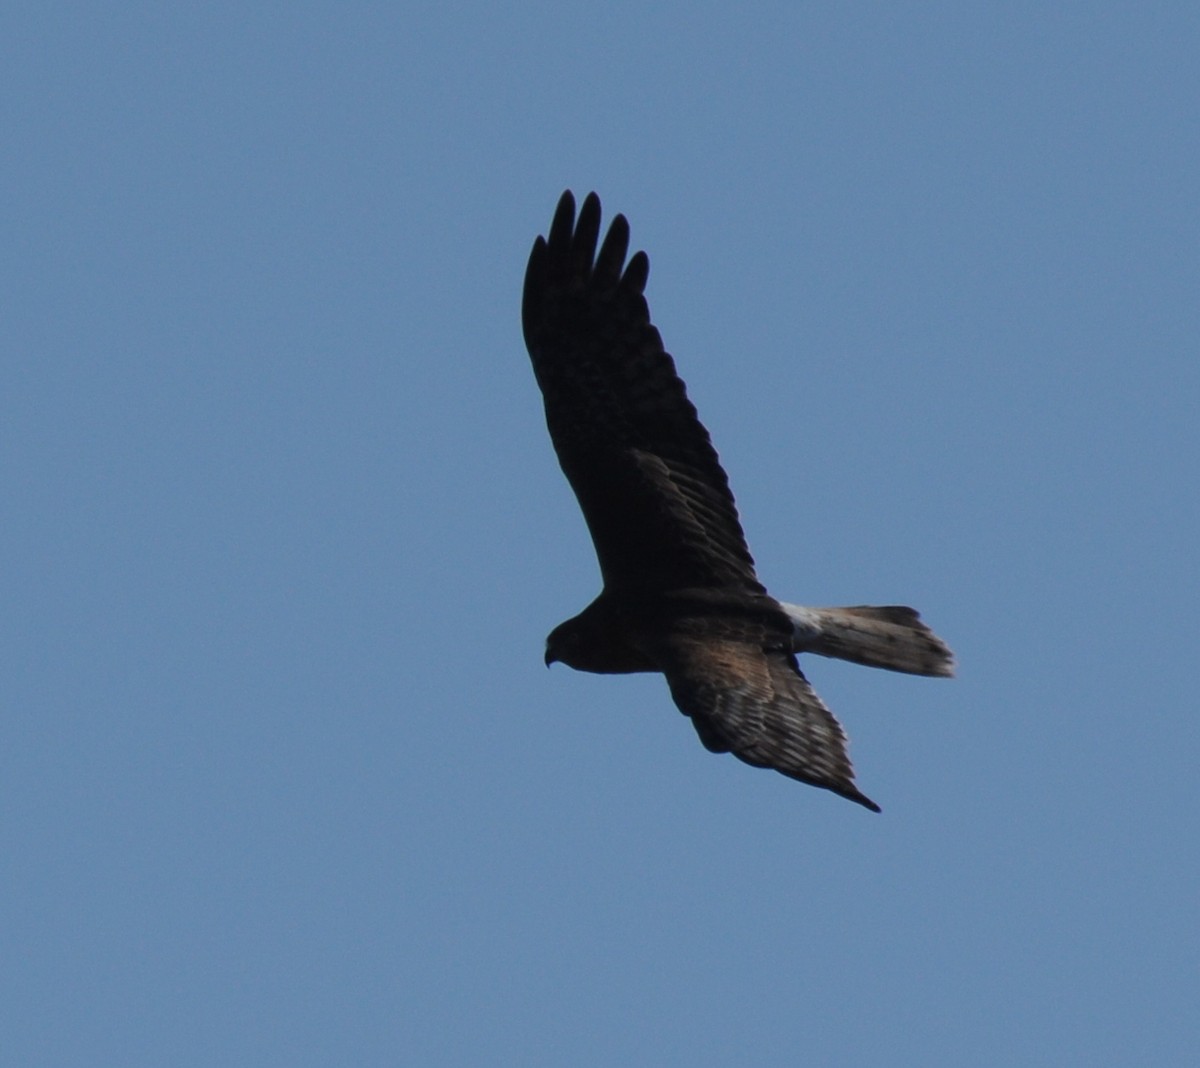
522,191,953,812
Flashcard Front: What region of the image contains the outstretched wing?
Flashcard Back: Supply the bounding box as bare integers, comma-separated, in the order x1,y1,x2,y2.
522,191,762,595
653,623,881,812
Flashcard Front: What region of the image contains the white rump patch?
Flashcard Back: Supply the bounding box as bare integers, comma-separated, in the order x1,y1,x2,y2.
779,602,823,649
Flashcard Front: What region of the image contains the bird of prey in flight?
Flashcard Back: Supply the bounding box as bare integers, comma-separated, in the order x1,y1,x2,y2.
521,191,953,811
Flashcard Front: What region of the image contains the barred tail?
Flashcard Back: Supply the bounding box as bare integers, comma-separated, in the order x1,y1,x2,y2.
781,603,955,678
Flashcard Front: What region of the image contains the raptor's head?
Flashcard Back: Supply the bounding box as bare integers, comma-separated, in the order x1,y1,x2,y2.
544,609,655,675
544,617,587,670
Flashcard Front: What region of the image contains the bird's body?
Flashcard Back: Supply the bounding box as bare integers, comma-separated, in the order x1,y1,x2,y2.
522,191,952,812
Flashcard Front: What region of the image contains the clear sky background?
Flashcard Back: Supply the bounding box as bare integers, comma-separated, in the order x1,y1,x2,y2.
4,4,1197,1065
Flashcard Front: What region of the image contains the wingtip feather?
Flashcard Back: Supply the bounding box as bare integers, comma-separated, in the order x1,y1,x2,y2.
594,212,630,285
547,191,577,265
855,792,883,814
623,249,650,293
521,236,549,342
572,192,602,272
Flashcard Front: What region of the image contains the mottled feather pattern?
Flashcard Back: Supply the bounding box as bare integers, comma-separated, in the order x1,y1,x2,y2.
649,612,881,811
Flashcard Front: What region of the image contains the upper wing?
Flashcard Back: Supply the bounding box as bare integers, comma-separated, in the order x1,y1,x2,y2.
522,191,762,595
653,626,881,812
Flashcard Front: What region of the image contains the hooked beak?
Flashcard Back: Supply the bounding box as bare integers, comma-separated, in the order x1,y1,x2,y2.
544,647,557,668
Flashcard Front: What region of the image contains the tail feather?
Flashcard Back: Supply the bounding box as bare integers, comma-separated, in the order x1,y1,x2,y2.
781,603,955,678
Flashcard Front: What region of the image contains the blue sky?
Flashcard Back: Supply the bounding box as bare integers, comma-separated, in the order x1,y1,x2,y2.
4,3,1197,1065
